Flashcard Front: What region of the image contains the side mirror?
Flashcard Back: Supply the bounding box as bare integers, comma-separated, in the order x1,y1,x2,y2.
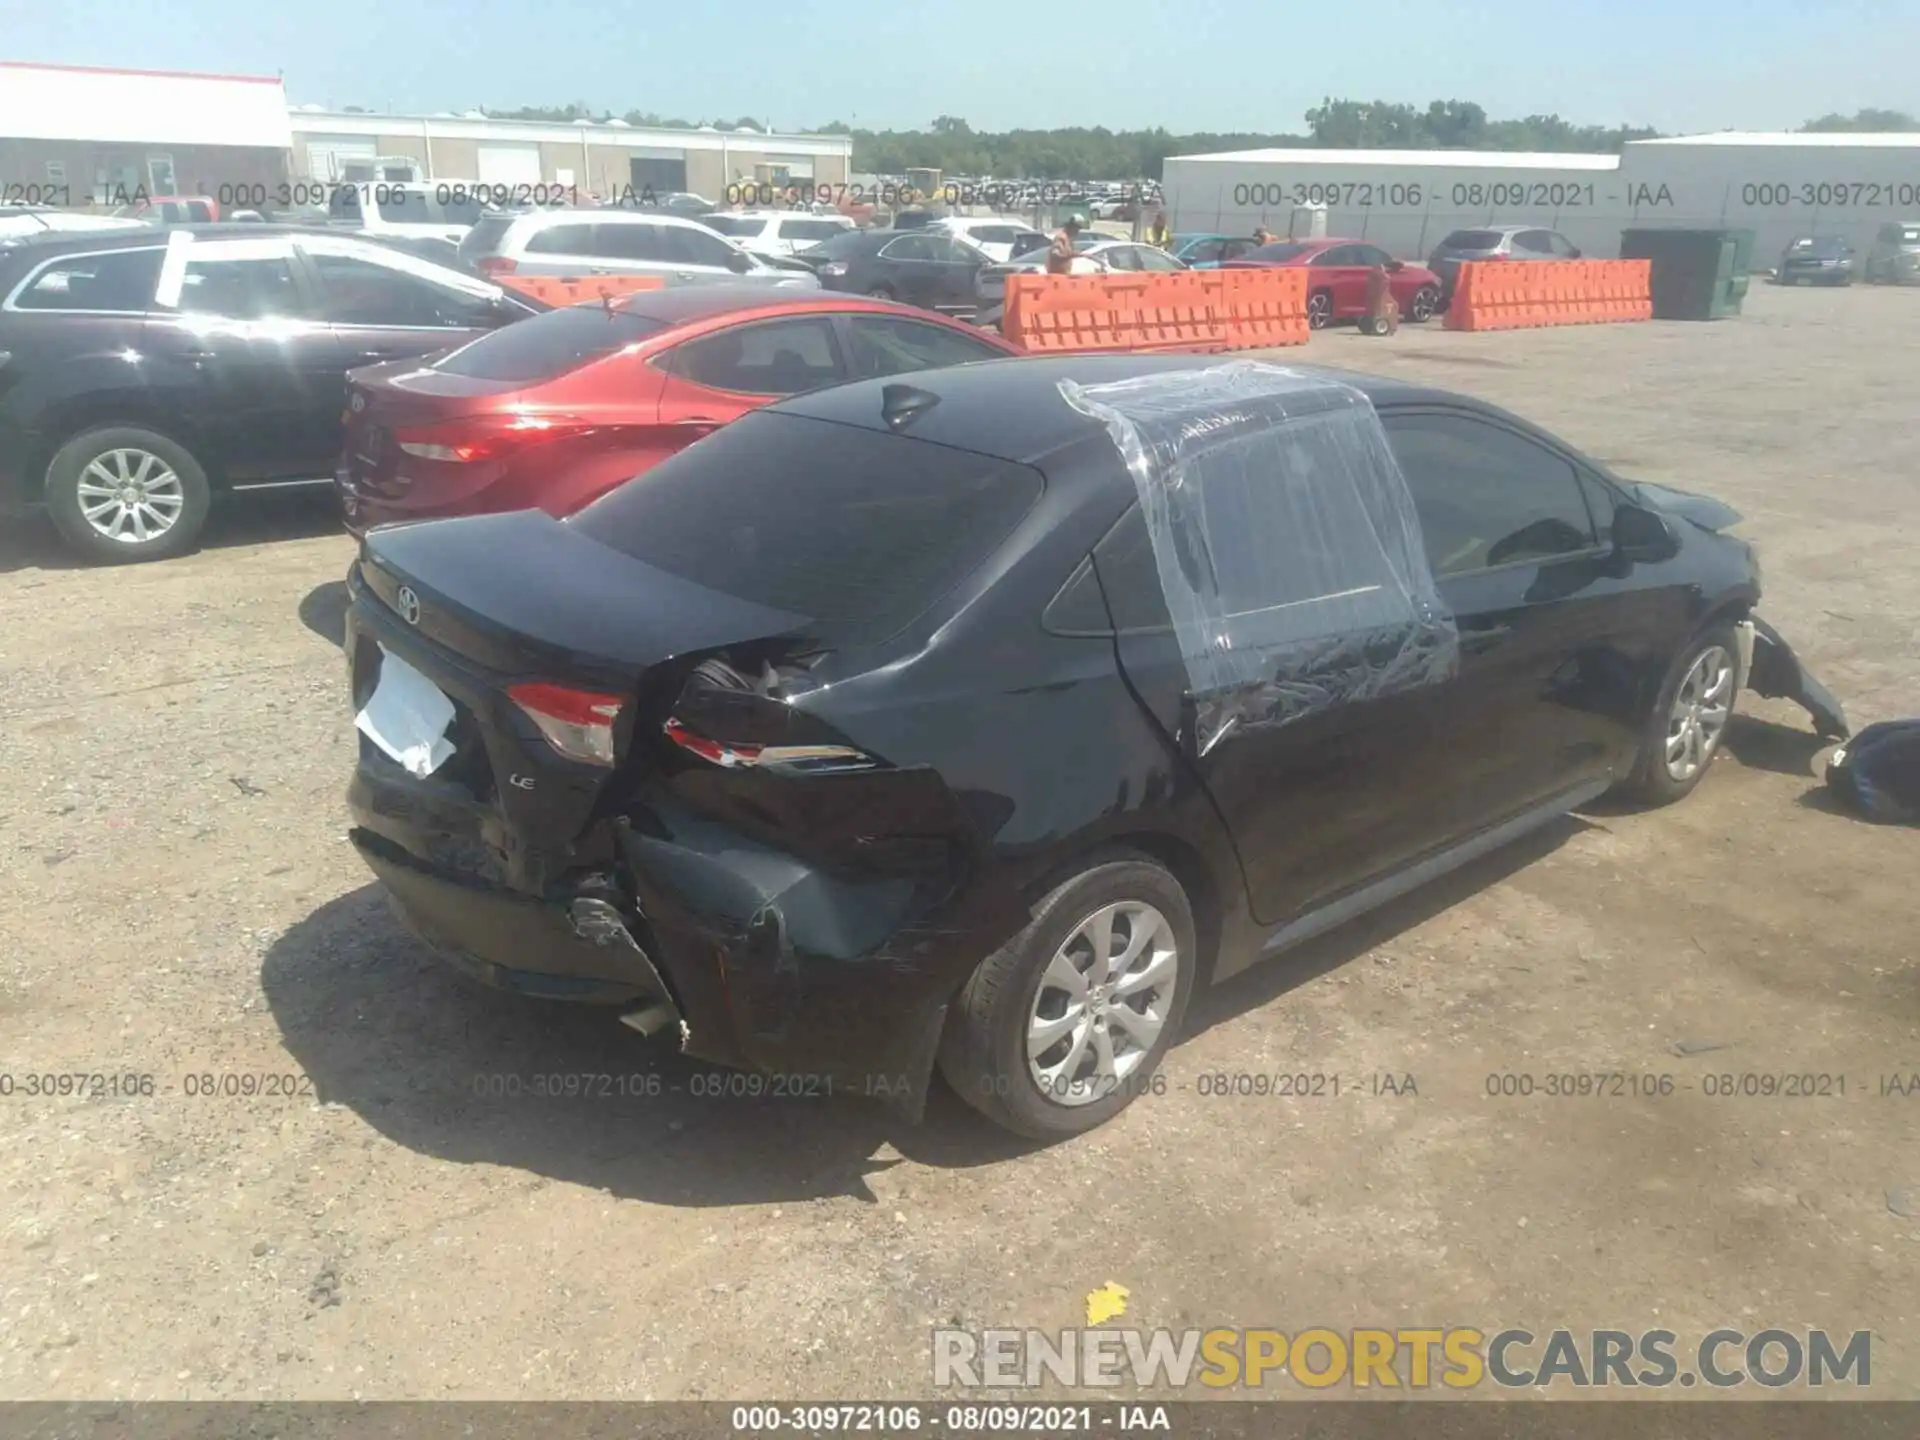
1387,258,1405,272
1612,502,1678,563
725,249,755,274
1569,248,1583,258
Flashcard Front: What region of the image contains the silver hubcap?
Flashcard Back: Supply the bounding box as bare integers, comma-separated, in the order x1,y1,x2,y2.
76,449,184,545
1308,295,1331,326
1666,645,1734,781
1027,900,1179,1107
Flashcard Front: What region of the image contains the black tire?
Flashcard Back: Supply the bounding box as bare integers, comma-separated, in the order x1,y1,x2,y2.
939,852,1197,1139
44,425,212,565
1622,622,1742,806
1408,284,1440,323
1306,290,1334,329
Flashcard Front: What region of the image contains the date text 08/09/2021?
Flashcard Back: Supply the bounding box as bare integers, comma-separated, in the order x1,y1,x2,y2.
729,1403,1172,1434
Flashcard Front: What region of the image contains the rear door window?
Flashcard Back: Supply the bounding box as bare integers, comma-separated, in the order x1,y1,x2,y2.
525,222,597,255
780,218,851,245
569,411,1043,644
1381,411,1598,576
302,246,498,328
842,315,1005,379
11,247,163,311
1512,230,1555,255
1440,230,1502,250
173,250,309,319
661,224,739,268
670,316,844,395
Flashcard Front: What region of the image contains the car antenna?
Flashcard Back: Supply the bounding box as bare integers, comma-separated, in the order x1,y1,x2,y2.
880,382,940,431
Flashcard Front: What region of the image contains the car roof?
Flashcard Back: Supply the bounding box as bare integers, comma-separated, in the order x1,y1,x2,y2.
764,354,1473,468
608,284,966,326
722,209,850,222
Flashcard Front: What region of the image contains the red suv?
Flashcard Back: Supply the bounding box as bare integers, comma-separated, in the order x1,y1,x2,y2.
1225,239,1443,329
338,287,1019,531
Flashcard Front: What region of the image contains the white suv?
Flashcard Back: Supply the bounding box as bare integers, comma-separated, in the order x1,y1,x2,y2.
928,217,1050,264
699,210,855,259
326,182,488,243
456,209,819,289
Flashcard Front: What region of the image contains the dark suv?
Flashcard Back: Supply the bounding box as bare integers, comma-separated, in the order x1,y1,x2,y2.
0,225,541,563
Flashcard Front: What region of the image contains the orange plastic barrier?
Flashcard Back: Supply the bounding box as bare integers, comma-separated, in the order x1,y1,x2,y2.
496,273,666,307
1444,259,1652,332
1001,266,1309,353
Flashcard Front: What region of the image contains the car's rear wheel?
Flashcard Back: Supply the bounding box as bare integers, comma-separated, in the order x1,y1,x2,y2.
1306,290,1334,329
44,425,212,565
939,853,1196,1139
1624,623,1740,805
1408,284,1440,322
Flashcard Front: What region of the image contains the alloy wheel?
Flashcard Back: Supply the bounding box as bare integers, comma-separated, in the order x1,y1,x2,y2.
1665,645,1734,782
1410,286,1439,322
75,448,185,545
1307,292,1333,329
1027,901,1180,1107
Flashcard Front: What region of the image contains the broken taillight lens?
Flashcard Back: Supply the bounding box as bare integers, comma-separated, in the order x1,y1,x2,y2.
510,682,625,766
662,719,879,775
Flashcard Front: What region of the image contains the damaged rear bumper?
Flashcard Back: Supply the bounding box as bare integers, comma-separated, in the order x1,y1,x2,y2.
348,781,1027,1122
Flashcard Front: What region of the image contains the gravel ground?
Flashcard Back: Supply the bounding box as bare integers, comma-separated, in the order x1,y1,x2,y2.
0,281,1915,1402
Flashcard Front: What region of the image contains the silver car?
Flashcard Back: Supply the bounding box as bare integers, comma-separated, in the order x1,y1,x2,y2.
455,208,818,290
1426,225,1582,306
973,238,1187,323
1864,220,1920,285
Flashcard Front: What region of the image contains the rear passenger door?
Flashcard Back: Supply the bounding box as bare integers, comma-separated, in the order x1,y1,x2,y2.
1310,245,1368,317
921,234,986,310
517,219,602,276
145,235,342,482
1380,407,1648,822
876,235,940,305
659,315,848,425
297,236,507,363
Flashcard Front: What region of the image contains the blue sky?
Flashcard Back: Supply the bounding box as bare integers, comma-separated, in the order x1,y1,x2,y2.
3,0,1916,133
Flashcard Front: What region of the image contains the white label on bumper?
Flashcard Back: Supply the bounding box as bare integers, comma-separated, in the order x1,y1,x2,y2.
356,646,457,778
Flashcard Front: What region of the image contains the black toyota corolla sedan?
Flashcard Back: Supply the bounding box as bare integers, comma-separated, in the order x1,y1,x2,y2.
339,354,1843,1139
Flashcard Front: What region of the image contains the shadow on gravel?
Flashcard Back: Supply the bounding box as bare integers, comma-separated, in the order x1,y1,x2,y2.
0,488,347,576
300,580,350,649
261,886,1043,1207
266,816,1593,1198
1721,713,1833,780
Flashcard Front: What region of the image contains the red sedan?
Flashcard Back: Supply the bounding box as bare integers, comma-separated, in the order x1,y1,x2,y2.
1224,239,1443,329
337,287,1019,532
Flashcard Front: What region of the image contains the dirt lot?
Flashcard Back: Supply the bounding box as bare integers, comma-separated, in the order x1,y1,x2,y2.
1,282,1916,1402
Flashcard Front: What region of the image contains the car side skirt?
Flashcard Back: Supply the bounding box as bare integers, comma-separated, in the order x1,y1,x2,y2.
1256,777,1612,959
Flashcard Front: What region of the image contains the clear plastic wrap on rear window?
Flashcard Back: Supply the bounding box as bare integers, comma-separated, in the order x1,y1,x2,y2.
1060,361,1459,756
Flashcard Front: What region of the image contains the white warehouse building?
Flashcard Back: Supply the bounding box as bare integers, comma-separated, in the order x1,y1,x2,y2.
1162,132,1920,262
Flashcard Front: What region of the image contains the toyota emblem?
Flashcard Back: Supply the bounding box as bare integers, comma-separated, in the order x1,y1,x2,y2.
396,586,421,626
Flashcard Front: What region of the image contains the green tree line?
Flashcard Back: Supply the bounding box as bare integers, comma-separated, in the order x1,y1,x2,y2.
463,100,1920,179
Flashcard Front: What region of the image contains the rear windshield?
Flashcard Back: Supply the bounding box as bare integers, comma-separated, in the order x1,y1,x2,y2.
781,219,852,243
570,412,1043,643
1440,230,1504,250
432,306,667,383
459,213,516,258
801,229,875,259
700,216,768,237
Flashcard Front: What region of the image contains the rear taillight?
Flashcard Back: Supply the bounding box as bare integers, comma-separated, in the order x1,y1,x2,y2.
662,719,879,776
395,415,592,464
510,682,625,766
476,255,518,275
